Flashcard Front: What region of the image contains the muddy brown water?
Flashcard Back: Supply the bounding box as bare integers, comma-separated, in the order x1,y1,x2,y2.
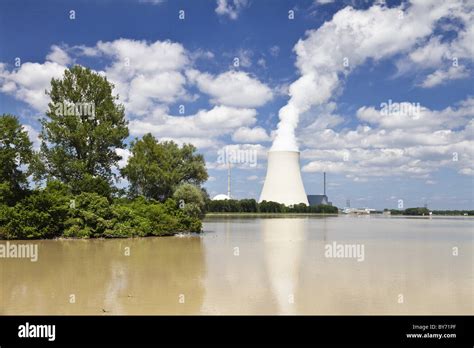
1,215,472,314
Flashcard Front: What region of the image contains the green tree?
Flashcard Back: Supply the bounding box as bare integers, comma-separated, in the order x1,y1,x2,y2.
173,183,206,218
239,199,258,212
39,65,128,196
0,114,34,205
121,133,208,201
404,207,430,216
259,200,284,213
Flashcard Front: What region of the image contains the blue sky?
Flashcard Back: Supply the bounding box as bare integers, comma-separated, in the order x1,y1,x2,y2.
0,0,473,209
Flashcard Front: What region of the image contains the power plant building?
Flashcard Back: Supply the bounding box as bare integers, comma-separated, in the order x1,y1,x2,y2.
307,194,330,206
307,172,332,206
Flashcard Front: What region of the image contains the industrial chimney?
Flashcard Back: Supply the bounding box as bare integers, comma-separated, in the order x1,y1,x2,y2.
259,151,309,206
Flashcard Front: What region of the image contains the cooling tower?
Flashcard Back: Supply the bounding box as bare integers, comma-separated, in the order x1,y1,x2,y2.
259,151,309,206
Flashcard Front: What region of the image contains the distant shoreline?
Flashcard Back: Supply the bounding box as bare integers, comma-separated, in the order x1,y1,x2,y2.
205,212,338,217
205,212,474,218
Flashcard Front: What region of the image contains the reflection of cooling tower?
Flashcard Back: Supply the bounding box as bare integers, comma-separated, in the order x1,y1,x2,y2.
263,218,306,314
259,151,309,205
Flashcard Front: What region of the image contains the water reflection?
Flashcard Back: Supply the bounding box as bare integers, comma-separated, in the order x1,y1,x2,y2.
262,218,307,314
1,237,206,314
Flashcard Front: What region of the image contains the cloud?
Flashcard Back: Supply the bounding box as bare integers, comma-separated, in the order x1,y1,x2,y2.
95,39,188,72
115,148,131,168
0,39,186,117
46,45,72,65
138,0,165,4
271,0,473,151
22,124,41,150
90,39,190,116
257,58,266,69
269,46,280,57
189,49,215,61
0,61,66,112
232,126,270,143
127,71,188,114
215,0,249,20
0,39,192,116
235,48,253,68
128,105,259,148
78,39,271,115
208,143,267,170
187,70,273,108
300,98,474,179
0,38,277,154
419,66,470,88
396,6,474,86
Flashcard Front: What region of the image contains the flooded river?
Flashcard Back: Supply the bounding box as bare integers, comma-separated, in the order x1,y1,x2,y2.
1,215,472,315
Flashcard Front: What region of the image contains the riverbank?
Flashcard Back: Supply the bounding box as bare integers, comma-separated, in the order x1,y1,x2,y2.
205,212,339,217
205,212,474,218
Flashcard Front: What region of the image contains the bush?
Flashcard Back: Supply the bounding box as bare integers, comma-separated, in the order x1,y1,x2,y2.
172,183,206,218
4,181,71,239
64,192,112,238
105,197,202,238
1,186,203,239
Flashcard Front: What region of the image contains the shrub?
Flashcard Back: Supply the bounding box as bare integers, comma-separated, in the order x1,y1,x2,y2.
4,181,71,239
64,192,112,238
172,183,206,218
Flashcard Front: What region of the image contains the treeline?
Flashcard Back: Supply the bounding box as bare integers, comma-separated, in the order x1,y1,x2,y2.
206,199,338,214
431,210,473,216
0,66,208,239
386,208,474,216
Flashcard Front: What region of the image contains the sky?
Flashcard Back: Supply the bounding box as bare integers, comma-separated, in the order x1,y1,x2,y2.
0,0,473,210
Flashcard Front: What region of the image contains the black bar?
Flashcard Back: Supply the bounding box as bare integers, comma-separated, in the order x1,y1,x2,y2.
0,315,472,346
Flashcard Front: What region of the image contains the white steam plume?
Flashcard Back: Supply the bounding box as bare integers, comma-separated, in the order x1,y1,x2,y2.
270,0,470,152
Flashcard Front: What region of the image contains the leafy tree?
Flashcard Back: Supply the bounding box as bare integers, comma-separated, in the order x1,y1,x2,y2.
310,204,338,214
205,199,338,214
121,133,208,201
404,207,430,216
173,183,206,218
259,200,285,213
239,199,258,212
39,65,128,195
0,114,34,205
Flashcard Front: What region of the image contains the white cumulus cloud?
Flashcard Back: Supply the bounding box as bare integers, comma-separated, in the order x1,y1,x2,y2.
187,70,273,108
0,60,66,112
232,126,270,143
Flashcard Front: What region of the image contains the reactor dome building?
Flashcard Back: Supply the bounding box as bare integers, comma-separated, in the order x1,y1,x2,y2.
259,150,309,206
